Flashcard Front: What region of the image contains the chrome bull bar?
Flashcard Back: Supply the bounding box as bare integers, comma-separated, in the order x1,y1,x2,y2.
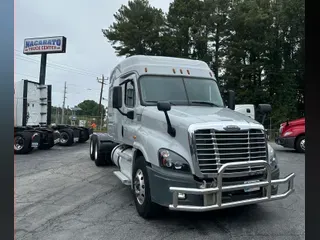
169,160,295,212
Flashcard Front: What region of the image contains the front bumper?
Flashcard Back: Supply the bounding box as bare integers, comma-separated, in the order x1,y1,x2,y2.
148,160,295,212
275,136,295,149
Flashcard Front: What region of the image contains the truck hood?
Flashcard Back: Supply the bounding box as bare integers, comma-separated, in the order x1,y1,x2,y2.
281,117,305,127
142,106,261,129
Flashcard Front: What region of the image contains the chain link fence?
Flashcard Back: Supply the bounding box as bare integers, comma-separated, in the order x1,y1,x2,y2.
51,114,107,132
50,113,281,138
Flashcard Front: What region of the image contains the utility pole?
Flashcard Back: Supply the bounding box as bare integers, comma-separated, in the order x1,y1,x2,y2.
61,81,67,124
56,106,60,124
97,75,108,130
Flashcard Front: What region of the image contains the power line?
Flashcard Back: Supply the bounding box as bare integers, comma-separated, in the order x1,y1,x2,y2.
14,72,101,92
14,49,102,76
15,55,99,78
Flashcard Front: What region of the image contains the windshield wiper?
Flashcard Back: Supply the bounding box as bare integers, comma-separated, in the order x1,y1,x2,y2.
190,101,220,107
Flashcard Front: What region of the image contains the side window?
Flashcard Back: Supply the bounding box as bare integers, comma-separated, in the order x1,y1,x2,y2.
124,81,135,108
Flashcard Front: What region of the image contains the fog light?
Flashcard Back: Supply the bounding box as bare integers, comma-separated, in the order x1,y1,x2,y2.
178,193,186,199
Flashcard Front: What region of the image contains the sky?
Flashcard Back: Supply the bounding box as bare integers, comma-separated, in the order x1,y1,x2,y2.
15,0,172,108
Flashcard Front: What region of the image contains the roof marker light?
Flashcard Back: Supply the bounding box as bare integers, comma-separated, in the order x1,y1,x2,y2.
145,67,148,72
187,70,190,75
173,69,176,74
209,71,213,77
180,69,183,74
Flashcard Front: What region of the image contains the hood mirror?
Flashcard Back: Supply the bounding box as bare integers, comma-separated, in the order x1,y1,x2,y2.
157,101,175,137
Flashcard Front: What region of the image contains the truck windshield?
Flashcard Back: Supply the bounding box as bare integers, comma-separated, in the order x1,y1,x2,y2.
139,75,224,107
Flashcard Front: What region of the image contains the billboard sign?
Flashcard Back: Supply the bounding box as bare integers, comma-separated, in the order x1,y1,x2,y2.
23,36,67,55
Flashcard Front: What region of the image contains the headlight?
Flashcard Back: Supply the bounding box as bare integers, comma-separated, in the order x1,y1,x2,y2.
283,131,293,137
158,149,191,173
267,144,278,168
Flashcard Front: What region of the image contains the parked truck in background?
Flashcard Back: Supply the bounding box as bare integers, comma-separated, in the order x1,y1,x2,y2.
14,79,92,154
235,104,272,139
89,55,295,218
276,117,305,153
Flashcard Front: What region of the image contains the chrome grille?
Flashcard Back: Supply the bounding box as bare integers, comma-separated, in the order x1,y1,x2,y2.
194,129,267,175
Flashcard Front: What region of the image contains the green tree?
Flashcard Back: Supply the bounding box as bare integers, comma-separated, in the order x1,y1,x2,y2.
102,0,165,56
77,100,105,117
103,0,305,125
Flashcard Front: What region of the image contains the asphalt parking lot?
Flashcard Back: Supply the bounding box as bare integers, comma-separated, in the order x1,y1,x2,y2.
15,142,305,240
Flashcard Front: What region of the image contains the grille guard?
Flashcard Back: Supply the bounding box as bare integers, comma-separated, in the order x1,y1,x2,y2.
169,160,295,212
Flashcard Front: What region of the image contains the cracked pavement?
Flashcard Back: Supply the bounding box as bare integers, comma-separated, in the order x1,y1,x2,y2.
15,142,305,240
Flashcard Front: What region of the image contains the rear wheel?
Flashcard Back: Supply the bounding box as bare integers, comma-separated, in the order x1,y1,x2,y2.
79,129,90,143
59,129,74,146
94,140,114,166
89,137,95,160
132,156,161,219
14,132,33,154
38,133,55,150
94,140,106,166
295,135,305,153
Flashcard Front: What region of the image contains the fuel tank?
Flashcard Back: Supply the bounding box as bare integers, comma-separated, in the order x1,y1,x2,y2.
111,145,134,179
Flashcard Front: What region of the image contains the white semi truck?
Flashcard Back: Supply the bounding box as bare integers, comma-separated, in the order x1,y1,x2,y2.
14,79,92,154
89,56,295,218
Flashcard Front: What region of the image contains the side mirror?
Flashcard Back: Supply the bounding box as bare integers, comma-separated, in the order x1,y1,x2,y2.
157,101,171,112
257,104,272,114
156,101,175,137
112,86,122,109
228,90,235,110
127,110,134,120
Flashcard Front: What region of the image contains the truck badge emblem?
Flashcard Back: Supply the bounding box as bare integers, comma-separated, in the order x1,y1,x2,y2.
223,125,240,131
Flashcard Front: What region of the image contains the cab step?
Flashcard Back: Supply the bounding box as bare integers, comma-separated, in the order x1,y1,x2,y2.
113,171,131,185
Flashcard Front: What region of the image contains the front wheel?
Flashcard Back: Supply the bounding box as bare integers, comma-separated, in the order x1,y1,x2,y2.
132,156,161,219
295,135,305,153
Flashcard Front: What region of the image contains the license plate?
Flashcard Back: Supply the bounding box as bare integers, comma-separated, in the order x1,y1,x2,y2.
244,180,260,192
31,142,38,148
74,137,79,142
54,138,60,144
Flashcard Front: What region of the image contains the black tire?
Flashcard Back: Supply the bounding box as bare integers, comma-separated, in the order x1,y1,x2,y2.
94,141,114,166
295,135,305,153
132,156,161,219
59,129,74,146
14,132,33,154
89,136,96,161
94,139,106,166
79,129,90,143
38,133,55,150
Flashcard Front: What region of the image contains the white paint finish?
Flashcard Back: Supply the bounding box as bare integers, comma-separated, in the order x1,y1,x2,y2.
109,55,215,87
14,80,50,126
15,80,25,126
105,56,264,178
27,82,48,125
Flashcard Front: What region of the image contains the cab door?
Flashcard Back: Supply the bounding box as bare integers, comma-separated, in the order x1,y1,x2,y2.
121,75,139,146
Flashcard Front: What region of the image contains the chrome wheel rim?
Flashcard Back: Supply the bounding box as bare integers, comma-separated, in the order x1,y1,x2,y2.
134,169,145,205
60,132,69,144
300,139,305,151
94,143,98,160
90,140,93,154
14,136,24,151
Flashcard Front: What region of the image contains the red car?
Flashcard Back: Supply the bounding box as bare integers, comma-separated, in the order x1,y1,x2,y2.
275,117,305,153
